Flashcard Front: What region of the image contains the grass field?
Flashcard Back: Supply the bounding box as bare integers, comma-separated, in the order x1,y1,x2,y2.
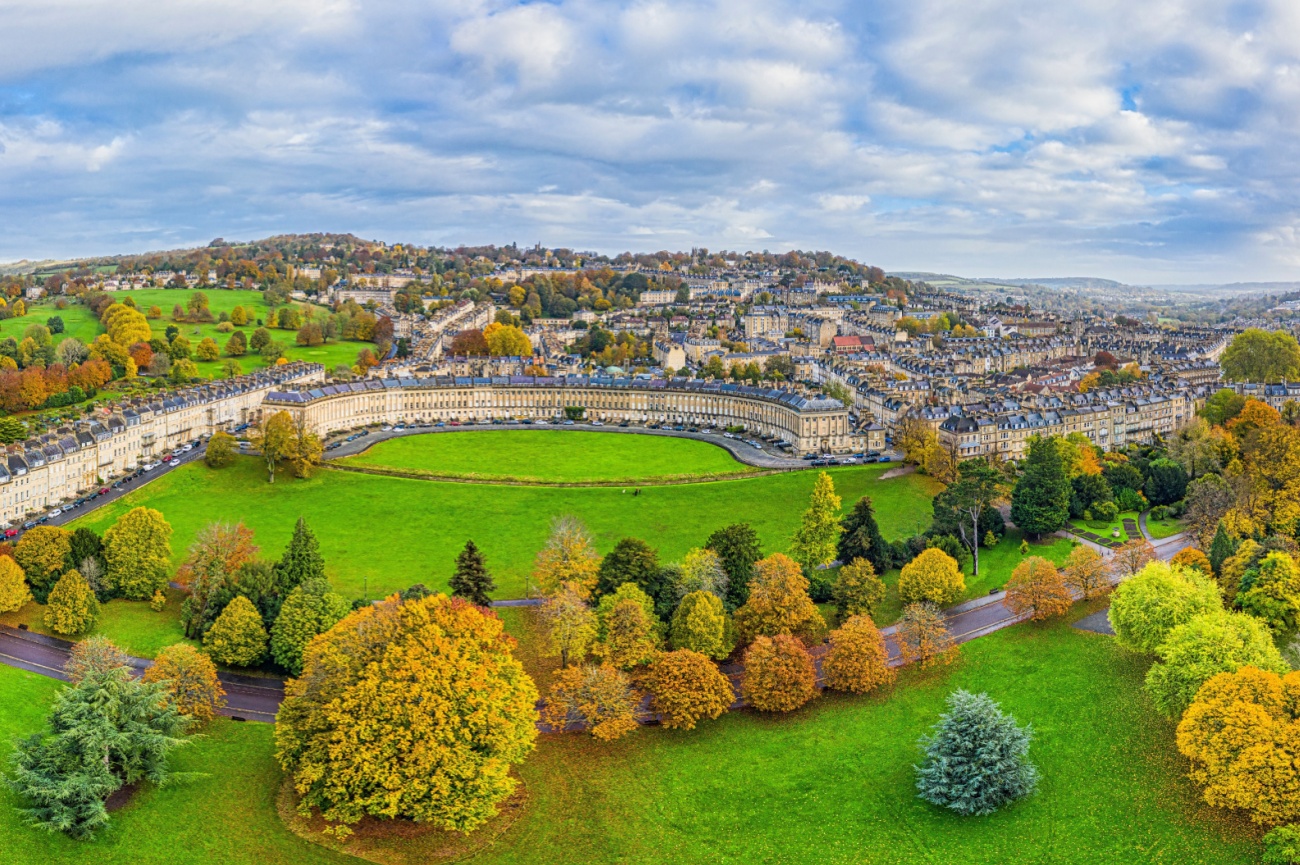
70,456,941,602
0,609,1261,865
4,290,371,379
340,431,759,483
1145,514,1185,539
0,588,195,658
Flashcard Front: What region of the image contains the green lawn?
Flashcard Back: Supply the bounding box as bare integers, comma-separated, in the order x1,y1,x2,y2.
0,610,1261,864
341,430,759,483
70,456,940,602
0,589,195,659
1145,515,1185,540
7,290,371,380
867,530,1076,626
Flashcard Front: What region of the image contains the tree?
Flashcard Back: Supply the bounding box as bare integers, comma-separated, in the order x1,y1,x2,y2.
449,539,496,606
1176,665,1300,826
66,527,103,579
1185,474,1234,546
1209,523,1236,576
1110,538,1157,580
673,547,730,604
271,579,351,676
65,635,129,684
1221,328,1300,382
837,497,892,574
448,329,489,355
1005,556,1073,621
288,415,323,479
251,410,296,483
0,415,27,443
484,322,532,357
0,554,30,612
142,644,226,724
177,521,258,638
1238,551,1300,639
195,337,220,362
832,557,886,618
204,595,269,667
276,594,539,832
15,525,71,603
1144,458,1189,506
1219,538,1262,603
1146,610,1288,719
705,522,762,609
741,634,817,712
898,547,965,607
647,649,734,730
540,663,638,741
225,330,248,356
593,537,660,601
539,583,597,668
789,471,841,570
231,305,249,326
822,614,895,694
1108,562,1223,653
6,667,188,838
1010,436,1072,538
896,602,955,668
668,590,733,659
274,517,325,597
44,570,98,635
733,553,824,643
249,326,272,351
593,582,659,669
1168,417,1233,478
1201,388,1248,426
205,430,237,468
532,515,601,598
103,507,172,600
915,689,1039,816
940,459,1007,574
1061,545,1109,599
1170,547,1213,575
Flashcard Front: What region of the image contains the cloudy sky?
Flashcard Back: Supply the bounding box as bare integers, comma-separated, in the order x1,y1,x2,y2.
3,0,1300,283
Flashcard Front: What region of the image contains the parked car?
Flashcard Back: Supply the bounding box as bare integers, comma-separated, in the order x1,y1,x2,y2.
48,508,61,518
435,422,445,428
180,444,193,452
591,421,604,426
143,463,159,471
22,521,35,530
3,528,17,538
563,420,575,426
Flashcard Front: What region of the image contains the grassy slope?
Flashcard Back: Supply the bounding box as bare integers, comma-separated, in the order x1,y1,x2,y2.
6,290,367,379
0,614,1259,865
340,430,758,482
70,457,941,601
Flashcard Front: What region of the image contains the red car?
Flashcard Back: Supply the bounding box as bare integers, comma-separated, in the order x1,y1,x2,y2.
3,528,17,538
99,487,110,495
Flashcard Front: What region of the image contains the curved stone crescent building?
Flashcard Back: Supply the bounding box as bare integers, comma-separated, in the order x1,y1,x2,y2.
264,375,852,455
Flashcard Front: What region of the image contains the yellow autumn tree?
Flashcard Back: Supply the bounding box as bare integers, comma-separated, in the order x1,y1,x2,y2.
1005,556,1073,621
532,515,601,598
541,663,639,741
898,547,965,607
0,555,31,613
647,649,734,730
142,643,226,724
741,634,817,712
276,594,539,835
822,614,895,694
1061,545,1110,599
1176,665,1300,826
733,552,824,644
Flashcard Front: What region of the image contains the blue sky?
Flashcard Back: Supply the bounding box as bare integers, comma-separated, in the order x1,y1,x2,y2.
2,0,1299,283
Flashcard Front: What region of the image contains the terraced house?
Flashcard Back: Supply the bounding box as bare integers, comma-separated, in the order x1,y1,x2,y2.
0,362,325,526
265,375,853,454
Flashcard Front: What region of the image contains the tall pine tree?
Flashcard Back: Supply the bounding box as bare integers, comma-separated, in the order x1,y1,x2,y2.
1010,437,1071,539
837,497,891,574
449,540,496,607
1208,523,1235,577
273,517,325,596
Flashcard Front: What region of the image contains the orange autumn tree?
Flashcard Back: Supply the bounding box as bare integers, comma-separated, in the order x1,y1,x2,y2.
542,663,640,741
733,553,824,643
1005,556,1073,621
1061,545,1110,599
741,634,816,712
275,594,539,836
142,643,226,724
647,649,734,730
822,614,895,694
1176,665,1300,826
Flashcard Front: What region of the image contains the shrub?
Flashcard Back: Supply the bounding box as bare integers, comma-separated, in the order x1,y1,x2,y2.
1108,562,1222,654
1093,500,1119,522
44,570,99,635
150,589,167,611
916,689,1039,816
822,614,895,695
142,644,227,724
898,547,964,607
204,596,268,667
541,663,639,741
741,634,816,713
647,649,734,730
832,557,886,618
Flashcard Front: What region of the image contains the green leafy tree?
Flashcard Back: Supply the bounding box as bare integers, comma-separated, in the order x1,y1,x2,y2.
1238,551,1300,639
1263,825,1300,865
1010,436,1072,538
832,557,886,617
205,431,237,468
915,689,1039,816
102,507,173,600
0,416,27,443
1144,458,1189,506
1200,388,1247,426
273,517,325,596
1145,609,1288,718
593,537,661,602
1107,561,1222,654
668,590,733,659
593,582,660,669
271,580,351,675
789,472,841,570
204,595,269,667
836,497,891,574
705,523,762,609
939,459,1006,575
1221,328,1300,383
5,667,189,839
449,539,496,606
44,570,99,635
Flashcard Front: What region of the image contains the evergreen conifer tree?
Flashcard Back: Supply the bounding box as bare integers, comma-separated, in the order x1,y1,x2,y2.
837,497,891,573
273,517,325,596
1010,437,1071,538
449,540,496,607
915,689,1039,816
1208,523,1235,577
